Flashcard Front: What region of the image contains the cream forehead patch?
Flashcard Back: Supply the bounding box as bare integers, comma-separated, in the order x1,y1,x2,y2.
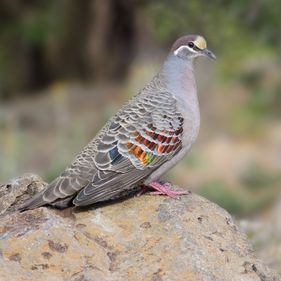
194,36,207,50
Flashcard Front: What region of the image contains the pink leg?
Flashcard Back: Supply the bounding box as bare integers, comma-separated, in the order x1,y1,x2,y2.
147,181,190,199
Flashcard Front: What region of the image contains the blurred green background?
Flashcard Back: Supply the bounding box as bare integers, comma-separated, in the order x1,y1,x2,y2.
0,0,281,272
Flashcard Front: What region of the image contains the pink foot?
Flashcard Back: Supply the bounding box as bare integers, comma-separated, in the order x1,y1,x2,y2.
147,181,190,199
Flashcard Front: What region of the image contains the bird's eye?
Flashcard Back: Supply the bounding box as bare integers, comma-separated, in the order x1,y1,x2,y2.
188,42,194,48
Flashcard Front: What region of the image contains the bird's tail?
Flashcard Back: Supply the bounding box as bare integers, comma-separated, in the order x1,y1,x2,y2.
18,191,46,211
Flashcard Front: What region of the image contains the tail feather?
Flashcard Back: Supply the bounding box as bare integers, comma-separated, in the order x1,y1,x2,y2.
18,177,68,211
18,191,47,211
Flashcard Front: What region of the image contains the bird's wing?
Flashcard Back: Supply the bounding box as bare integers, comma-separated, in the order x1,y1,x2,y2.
20,89,184,210
72,90,184,206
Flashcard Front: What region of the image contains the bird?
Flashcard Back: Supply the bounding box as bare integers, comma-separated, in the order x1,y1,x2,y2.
20,34,216,211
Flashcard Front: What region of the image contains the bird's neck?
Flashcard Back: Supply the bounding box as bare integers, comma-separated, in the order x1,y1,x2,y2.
162,55,198,106
161,55,200,144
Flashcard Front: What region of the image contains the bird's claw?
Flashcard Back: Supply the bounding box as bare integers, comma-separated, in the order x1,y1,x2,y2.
146,181,190,199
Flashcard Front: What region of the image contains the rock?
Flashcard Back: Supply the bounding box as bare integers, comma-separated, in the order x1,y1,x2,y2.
0,173,46,215
0,175,280,281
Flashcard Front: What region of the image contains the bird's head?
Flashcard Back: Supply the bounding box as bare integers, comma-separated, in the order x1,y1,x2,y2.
170,34,216,61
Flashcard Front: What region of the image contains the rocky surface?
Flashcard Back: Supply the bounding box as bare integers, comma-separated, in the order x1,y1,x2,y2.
0,175,280,281
0,173,46,215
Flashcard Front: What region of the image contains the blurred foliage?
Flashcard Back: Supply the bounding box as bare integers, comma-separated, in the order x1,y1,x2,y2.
198,179,278,217
145,0,281,49
241,165,281,191
197,163,281,217
0,0,59,94
0,0,138,96
229,61,281,135
1,0,281,96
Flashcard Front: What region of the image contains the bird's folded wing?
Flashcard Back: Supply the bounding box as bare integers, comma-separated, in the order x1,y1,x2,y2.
72,91,184,206
22,90,185,209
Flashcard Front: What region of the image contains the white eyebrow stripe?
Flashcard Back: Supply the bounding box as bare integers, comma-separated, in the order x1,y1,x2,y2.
173,45,197,56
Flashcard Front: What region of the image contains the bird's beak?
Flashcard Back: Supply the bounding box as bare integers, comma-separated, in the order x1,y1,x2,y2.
202,48,216,60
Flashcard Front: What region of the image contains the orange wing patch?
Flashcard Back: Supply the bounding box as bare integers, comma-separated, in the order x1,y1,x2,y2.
127,123,183,166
